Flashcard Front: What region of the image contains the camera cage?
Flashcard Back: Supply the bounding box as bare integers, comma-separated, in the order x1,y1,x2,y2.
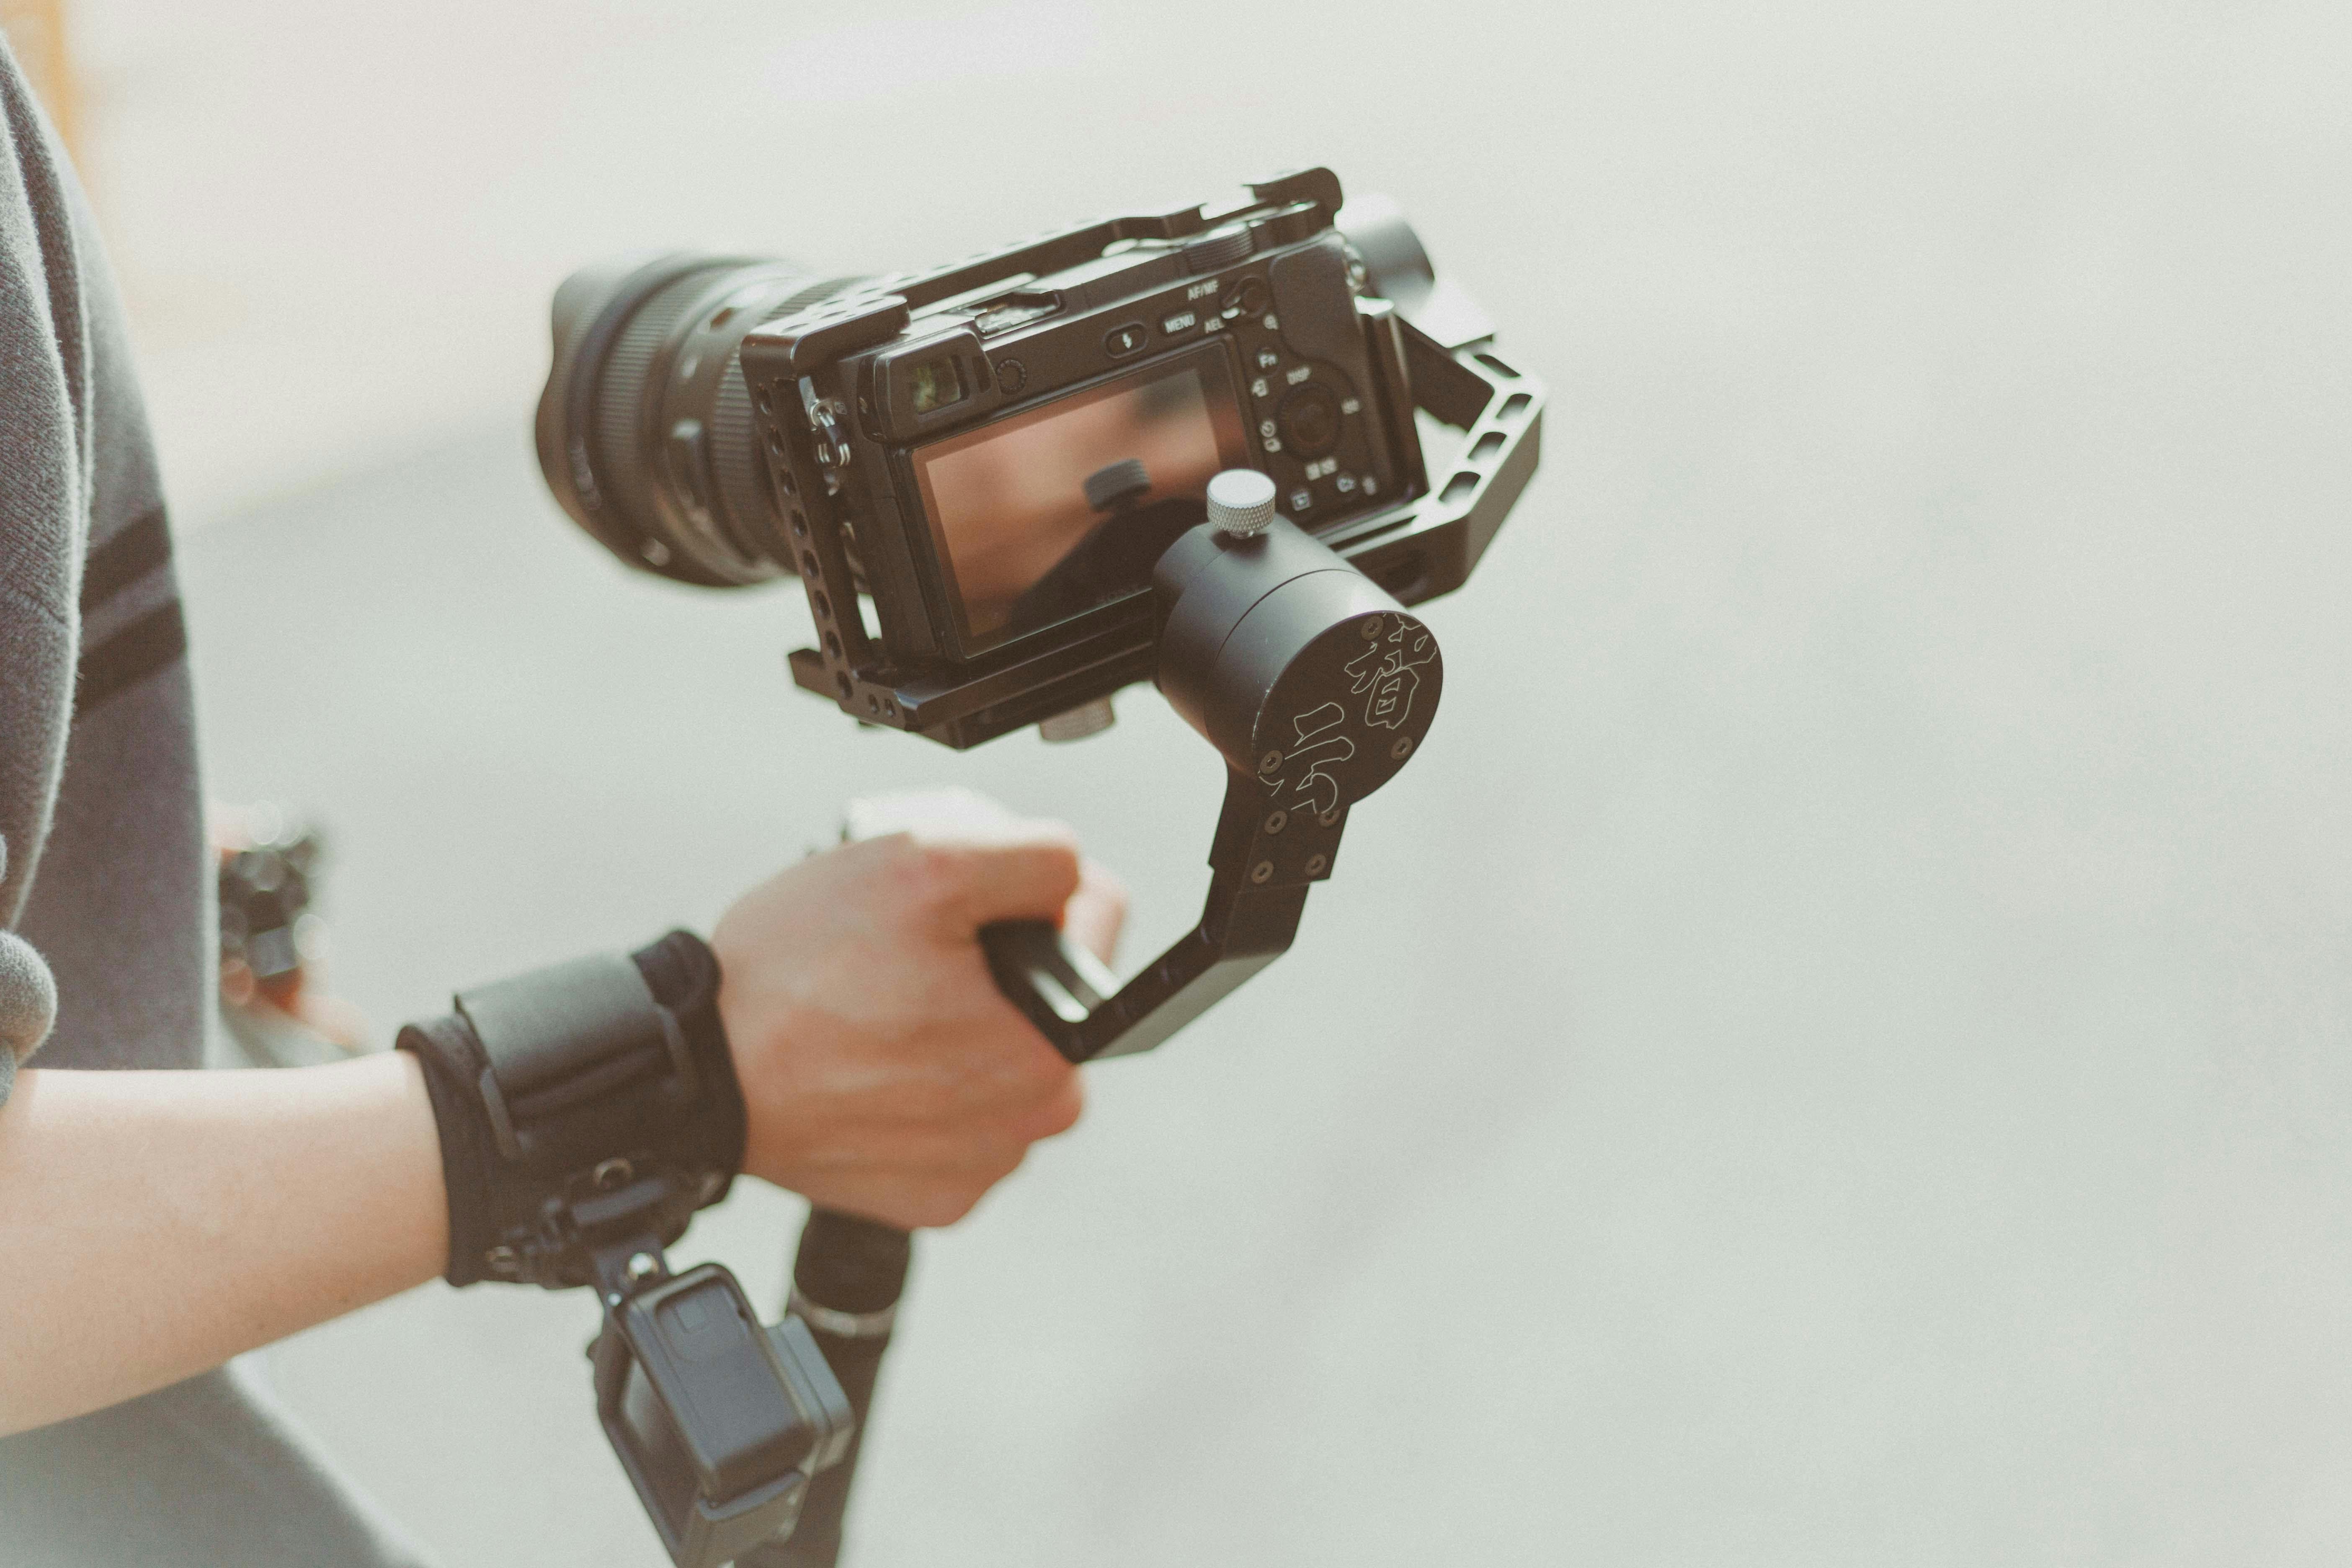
736,168,1545,753
716,168,1547,1064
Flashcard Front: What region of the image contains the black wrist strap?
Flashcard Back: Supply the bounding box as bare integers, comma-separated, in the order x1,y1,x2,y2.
400,930,745,1288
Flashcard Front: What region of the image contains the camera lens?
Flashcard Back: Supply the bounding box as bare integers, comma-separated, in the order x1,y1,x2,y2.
535,254,860,587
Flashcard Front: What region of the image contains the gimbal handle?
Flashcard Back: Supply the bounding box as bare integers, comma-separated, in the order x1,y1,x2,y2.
738,1211,909,1568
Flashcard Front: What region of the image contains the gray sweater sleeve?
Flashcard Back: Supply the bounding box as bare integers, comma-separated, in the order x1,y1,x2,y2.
0,926,59,1096
0,34,88,1100
0,45,441,1568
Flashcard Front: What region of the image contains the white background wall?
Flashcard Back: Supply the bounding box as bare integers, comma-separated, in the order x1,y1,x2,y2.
63,0,2352,1563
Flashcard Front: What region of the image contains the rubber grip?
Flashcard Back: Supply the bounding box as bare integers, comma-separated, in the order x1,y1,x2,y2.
743,1210,911,1568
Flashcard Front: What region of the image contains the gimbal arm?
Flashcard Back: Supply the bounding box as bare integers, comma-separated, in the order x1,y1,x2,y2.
987,503,1442,1064
981,770,1321,1064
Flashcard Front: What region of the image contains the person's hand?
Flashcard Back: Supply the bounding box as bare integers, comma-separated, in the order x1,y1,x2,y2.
209,802,368,1052
712,788,1126,1229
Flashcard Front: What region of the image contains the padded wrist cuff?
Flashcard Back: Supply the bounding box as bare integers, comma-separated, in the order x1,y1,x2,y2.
400,930,745,1288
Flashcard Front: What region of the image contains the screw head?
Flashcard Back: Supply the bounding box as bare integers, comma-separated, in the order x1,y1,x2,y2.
1207,469,1279,537
1390,735,1415,761
1264,810,1289,835
1361,615,1384,639
1305,853,1329,876
1259,749,1283,773
1250,860,1275,885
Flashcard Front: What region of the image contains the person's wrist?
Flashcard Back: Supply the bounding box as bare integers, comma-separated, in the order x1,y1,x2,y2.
713,969,785,1189
396,930,746,1288
376,1047,453,1287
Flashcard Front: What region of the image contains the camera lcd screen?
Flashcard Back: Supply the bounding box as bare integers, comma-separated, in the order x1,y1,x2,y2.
912,346,1251,650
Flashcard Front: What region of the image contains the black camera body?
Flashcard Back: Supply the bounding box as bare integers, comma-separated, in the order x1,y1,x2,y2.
748,170,1408,680
537,167,1540,750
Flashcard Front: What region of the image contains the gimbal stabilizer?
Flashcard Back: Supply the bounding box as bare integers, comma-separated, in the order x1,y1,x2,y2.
534,171,1544,1565
765,294,1541,1568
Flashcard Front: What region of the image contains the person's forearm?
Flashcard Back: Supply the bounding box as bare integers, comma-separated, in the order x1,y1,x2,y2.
0,1053,446,1436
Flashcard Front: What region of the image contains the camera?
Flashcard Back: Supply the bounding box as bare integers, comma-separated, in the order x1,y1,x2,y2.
535,167,1540,750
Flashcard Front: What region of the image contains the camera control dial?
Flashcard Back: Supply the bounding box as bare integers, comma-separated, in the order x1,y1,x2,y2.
1205,469,1278,538
1279,384,1341,456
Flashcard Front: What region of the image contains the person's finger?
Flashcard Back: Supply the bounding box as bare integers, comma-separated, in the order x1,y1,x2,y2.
845,787,1086,933
1019,1069,1085,1142
903,831,1083,934
781,1113,1046,1179
804,1032,1071,1129
284,989,371,1053
794,1160,1027,1231
1063,856,1128,965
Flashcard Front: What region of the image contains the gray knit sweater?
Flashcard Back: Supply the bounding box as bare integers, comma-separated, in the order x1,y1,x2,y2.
1,41,430,1567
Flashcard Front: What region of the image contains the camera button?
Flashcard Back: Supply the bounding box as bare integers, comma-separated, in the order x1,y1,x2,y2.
995,358,1026,394
1104,324,1148,358
1279,384,1342,456
1184,229,1256,275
